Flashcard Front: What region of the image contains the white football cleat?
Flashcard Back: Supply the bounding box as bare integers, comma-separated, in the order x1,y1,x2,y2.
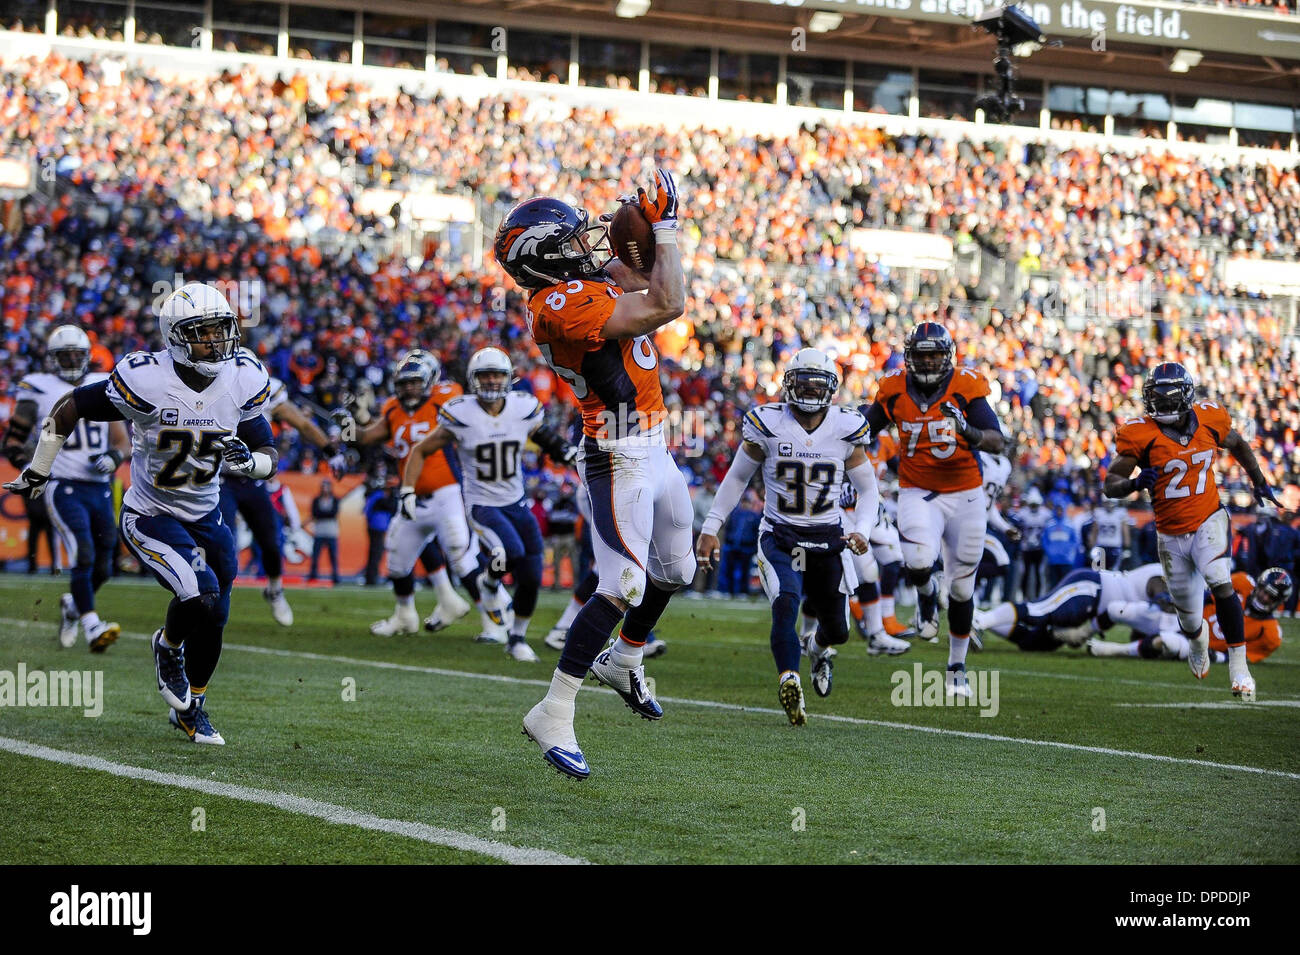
85,619,120,653
867,632,911,656
477,571,513,628
58,594,79,649
1187,621,1211,680
590,650,662,720
945,665,972,699
506,640,539,662
522,699,589,779
543,627,568,651
642,637,667,659
263,587,294,627
424,590,472,632
778,672,807,726
370,605,420,637
1231,671,1256,702
474,608,509,644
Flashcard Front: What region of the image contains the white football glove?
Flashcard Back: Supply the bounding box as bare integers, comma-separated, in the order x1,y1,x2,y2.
217,436,256,476
90,451,122,475
3,467,50,500
398,486,418,521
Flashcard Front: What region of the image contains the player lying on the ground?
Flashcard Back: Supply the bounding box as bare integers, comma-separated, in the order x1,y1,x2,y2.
4,325,130,652
1088,568,1290,665
972,562,1167,651
401,346,578,662
697,348,878,725
1105,361,1282,700
6,283,277,745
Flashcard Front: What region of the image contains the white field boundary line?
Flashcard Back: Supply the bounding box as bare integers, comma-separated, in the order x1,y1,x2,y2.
6,620,1296,783
0,736,587,865
1116,700,1300,709
5,612,1295,700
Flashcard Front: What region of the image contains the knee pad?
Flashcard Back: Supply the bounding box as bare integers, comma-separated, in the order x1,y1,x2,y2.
609,565,649,606
904,564,932,588
948,573,977,603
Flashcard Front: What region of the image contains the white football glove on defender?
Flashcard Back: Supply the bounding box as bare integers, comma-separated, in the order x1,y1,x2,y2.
398,486,419,521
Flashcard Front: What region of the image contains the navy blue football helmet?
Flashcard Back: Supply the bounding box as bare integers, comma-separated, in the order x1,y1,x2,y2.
1143,362,1195,424
493,198,611,291
904,322,954,388
1248,567,1293,617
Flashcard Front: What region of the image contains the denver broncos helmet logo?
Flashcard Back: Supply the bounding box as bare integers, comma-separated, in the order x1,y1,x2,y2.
500,222,565,262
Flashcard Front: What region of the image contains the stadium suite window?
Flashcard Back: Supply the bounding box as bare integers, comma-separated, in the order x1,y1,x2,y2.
1107,89,1170,138
363,13,427,43
717,51,778,103
134,2,204,48
649,44,710,97
506,29,569,84
918,69,972,121
212,0,280,29
1046,83,1106,133
1235,100,1293,140
1173,94,1232,144
213,27,276,55
786,55,846,110
363,42,424,71
4,0,48,33
851,63,912,116
578,36,640,89
436,20,498,76
57,0,126,40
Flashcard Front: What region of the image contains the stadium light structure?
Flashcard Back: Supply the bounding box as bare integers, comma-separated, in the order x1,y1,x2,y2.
1168,49,1203,73
808,12,844,33
615,0,651,17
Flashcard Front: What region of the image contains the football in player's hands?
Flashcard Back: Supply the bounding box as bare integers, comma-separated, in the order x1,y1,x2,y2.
1135,467,1159,493
3,467,49,500
609,203,655,276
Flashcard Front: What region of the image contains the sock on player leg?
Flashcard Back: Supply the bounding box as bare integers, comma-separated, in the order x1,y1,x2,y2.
620,581,675,646
431,567,458,604
557,595,624,678
555,598,583,631
981,602,1017,637
542,669,584,708
948,634,969,668
508,616,532,645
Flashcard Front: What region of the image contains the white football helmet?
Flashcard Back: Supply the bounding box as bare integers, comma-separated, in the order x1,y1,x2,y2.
158,282,240,376
1024,487,1044,508
47,325,92,383
468,347,513,402
1089,546,1106,570
782,348,839,414
393,349,441,411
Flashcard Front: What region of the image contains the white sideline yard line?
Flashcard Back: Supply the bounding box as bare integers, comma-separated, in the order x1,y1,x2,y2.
8,620,1295,784
1116,700,1300,710
0,736,587,865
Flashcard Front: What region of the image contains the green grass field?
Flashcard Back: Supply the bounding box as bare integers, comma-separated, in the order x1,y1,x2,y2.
1,574,1297,864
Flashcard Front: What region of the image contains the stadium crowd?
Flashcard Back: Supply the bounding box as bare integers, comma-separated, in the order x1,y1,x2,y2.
1,51,1298,596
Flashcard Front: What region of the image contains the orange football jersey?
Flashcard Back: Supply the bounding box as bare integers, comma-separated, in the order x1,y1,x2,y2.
1204,572,1282,663
871,367,992,493
383,381,462,495
1114,401,1233,536
865,431,898,480
527,278,666,441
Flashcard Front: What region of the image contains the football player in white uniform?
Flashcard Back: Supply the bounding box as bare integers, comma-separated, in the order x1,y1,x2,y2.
4,326,130,651
1013,487,1051,601
836,482,911,656
972,562,1167,650
218,351,340,627
402,347,578,662
6,283,278,745
1086,497,1131,571
697,349,879,725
